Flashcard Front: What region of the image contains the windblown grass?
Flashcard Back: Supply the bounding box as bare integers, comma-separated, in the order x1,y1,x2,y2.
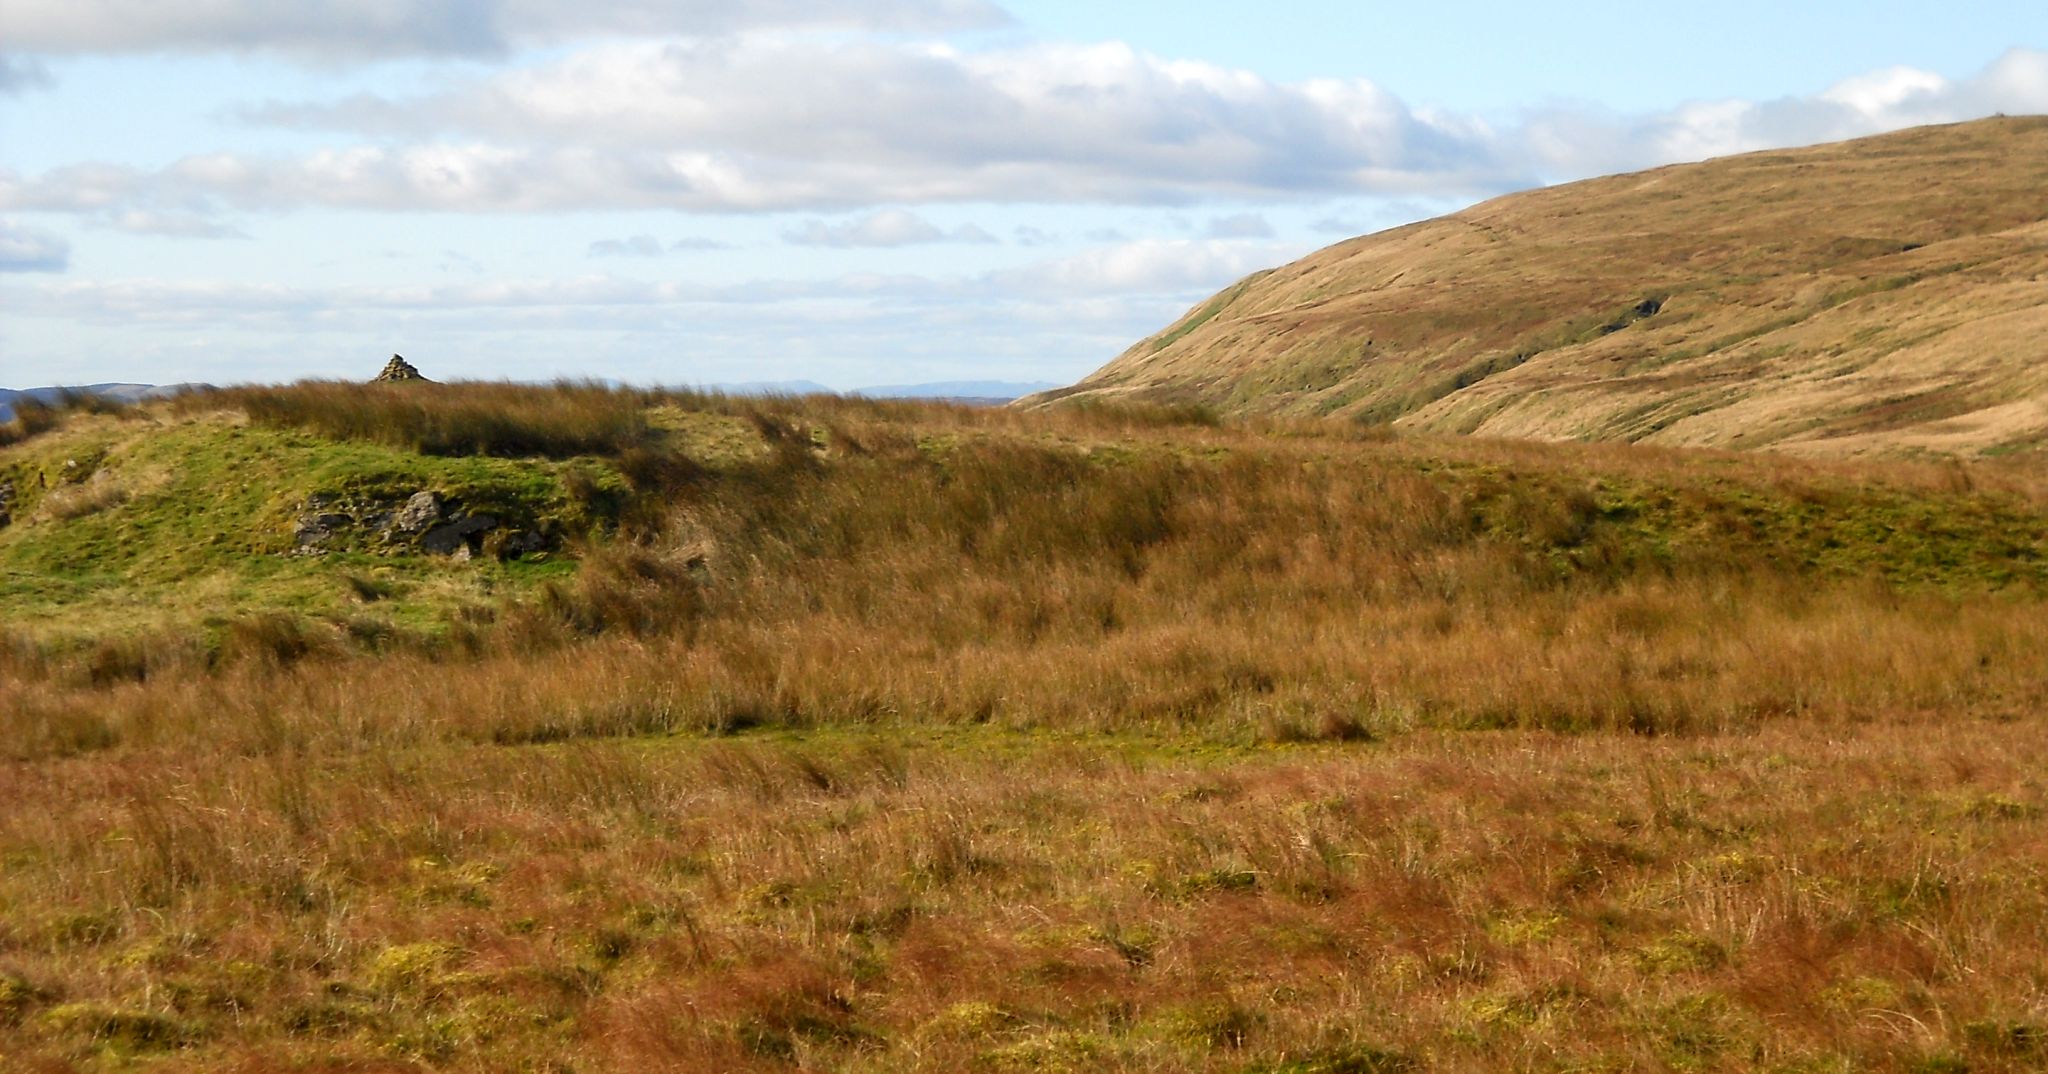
8,384,2048,753
5,382,2048,1069
203,380,665,458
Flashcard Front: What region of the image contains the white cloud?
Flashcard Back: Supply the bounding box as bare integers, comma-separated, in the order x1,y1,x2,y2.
13,45,2043,222
586,233,733,256
0,165,253,240
588,234,664,257
783,209,998,247
1519,47,2048,176
1821,66,1951,116
1,0,1007,60
0,220,69,272
227,39,1512,206
989,238,1299,298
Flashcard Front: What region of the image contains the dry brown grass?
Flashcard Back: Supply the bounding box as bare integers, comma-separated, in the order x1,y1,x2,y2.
8,396,2048,758
188,380,669,458
5,386,2048,1069
2,721,2044,1071
1054,116,2048,458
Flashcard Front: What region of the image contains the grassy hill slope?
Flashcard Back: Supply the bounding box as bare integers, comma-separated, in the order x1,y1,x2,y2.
1037,116,2048,457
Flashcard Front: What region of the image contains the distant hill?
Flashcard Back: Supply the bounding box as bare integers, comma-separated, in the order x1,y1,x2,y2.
706,379,1059,402
701,379,840,397
1032,116,2048,457
853,380,1060,402
0,384,198,423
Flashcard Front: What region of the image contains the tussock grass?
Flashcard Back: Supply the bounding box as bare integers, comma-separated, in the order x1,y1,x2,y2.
200,379,667,458
8,384,2048,756
8,383,2048,1069
3,723,2046,1070
0,391,135,448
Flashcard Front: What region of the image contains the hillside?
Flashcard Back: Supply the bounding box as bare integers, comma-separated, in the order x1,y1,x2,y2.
1037,116,2048,457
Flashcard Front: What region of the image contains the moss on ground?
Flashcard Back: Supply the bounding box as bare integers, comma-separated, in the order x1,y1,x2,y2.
0,411,626,643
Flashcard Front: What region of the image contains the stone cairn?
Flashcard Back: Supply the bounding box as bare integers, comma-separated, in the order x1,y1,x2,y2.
373,354,428,383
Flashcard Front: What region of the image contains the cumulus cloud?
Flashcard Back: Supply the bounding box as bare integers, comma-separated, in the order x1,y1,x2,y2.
1519,47,2048,175
784,209,998,247
1,0,1007,61
0,221,70,272
14,44,2043,222
989,238,1299,299
0,165,253,239
9,35,1481,216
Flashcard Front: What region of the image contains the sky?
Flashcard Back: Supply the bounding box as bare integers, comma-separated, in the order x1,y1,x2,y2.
1,1,2045,390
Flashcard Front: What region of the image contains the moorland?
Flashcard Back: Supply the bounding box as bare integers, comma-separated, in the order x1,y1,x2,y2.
2,381,2046,1072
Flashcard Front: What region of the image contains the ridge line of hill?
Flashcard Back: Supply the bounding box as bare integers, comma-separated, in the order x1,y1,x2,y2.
1029,116,2048,459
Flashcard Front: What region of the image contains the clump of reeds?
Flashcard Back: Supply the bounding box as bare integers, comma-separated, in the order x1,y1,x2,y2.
206,380,661,458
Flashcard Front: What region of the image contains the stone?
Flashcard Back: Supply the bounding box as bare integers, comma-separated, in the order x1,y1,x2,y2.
420,513,498,556
373,354,429,383
0,480,13,529
294,512,353,551
390,491,441,534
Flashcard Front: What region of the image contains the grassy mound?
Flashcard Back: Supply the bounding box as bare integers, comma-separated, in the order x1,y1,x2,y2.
5,381,2047,741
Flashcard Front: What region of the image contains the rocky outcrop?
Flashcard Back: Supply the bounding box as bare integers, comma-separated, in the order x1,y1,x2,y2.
373,355,428,383
0,480,13,529
292,489,553,561
390,491,442,534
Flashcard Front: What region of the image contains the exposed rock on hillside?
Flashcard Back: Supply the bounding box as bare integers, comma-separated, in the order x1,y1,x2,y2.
1038,117,2048,458
293,488,553,561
